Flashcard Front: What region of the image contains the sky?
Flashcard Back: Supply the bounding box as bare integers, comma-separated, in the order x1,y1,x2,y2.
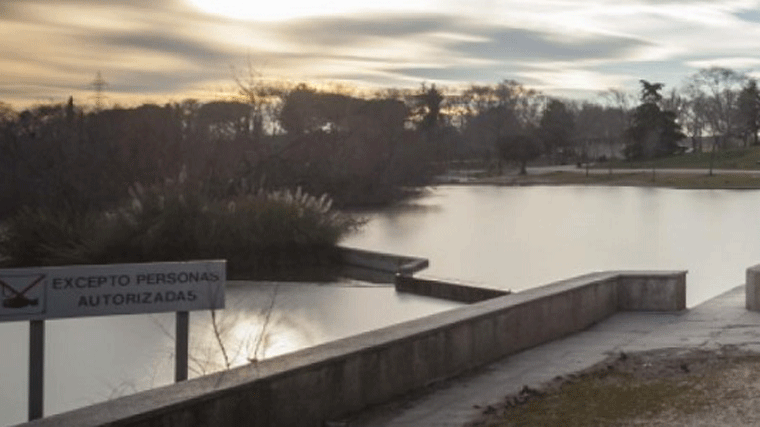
3,0,760,109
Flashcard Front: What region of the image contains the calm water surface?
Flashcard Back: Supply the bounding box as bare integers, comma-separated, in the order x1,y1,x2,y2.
4,184,760,425
0,281,458,425
346,185,760,307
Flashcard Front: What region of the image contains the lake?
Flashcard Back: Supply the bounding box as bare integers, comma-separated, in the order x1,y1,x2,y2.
345,185,760,307
0,281,458,425
4,184,760,425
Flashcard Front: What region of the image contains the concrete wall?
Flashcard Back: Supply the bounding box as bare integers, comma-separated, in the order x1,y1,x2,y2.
617,271,687,311
746,264,760,310
395,275,509,303
336,247,429,275
18,270,686,427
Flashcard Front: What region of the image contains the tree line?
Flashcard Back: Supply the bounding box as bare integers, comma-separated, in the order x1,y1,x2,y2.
2,66,759,218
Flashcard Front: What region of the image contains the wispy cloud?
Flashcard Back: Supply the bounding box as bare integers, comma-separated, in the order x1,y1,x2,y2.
4,0,760,107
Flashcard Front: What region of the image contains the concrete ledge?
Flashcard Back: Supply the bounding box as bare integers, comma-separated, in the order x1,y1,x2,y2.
618,271,687,311
17,270,686,427
395,275,510,303
336,247,429,275
746,264,760,310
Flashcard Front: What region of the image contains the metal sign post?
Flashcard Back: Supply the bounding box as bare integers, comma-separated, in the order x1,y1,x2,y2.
28,320,44,421
0,260,226,422
175,311,189,382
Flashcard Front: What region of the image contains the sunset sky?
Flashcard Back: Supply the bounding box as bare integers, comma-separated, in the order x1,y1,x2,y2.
3,0,760,108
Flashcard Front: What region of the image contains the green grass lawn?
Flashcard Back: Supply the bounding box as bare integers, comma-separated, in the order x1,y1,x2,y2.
528,171,760,189
598,146,760,170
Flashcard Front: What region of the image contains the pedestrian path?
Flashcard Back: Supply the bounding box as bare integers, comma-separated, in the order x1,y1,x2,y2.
351,285,760,427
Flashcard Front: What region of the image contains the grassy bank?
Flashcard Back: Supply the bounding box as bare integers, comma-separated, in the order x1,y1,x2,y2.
599,146,760,171
493,171,760,189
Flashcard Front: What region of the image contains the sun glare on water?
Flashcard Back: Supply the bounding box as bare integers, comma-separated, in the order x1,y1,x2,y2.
186,0,433,21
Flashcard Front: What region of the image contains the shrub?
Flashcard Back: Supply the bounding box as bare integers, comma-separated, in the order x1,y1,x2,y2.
0,205,97,267
0,183,361,279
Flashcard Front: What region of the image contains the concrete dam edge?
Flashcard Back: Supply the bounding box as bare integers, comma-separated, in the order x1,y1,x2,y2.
16,247,687,427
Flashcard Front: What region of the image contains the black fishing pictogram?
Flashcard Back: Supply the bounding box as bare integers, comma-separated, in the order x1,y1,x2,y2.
0,275,45,309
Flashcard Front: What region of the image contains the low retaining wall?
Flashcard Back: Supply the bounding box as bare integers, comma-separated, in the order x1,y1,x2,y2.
20,270,686,427
746,264,760,310
336,247,429,275
395,275,510,303
618,271,687,311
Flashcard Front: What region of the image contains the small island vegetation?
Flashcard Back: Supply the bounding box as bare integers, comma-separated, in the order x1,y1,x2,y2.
0,178,360,279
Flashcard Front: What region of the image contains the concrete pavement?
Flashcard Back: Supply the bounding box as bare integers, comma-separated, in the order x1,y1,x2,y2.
350,284,760,427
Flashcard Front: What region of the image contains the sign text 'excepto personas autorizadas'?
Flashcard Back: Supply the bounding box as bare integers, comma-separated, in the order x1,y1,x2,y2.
0,261,225,322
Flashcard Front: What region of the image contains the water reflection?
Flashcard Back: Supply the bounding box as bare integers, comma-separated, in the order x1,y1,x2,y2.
0,281,459,425
6,185,754,425
188,285,324,372
345,185,760,307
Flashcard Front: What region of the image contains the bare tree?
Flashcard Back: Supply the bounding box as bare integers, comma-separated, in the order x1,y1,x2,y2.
598,89,636,169
737,79,760,146
680,86,709,153
686,67,746,175
232,61,287,141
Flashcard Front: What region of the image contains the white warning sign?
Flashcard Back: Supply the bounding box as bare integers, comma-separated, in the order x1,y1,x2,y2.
0,260,225,322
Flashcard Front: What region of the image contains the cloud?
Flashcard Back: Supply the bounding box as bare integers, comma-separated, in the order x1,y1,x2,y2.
275,13,648,61
2,0,183,12
90,32,236,66
381,66,509,85
269,13,652,91
687,57,760,70
275,13,458,47
5,0,760,107
735,9,760,22
109,69,227,94
451,28,649,62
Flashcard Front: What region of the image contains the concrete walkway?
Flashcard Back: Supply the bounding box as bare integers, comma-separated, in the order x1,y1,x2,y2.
351,285,760,427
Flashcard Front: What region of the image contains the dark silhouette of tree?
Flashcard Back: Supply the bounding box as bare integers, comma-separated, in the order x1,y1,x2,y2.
279,84,362,136
624,80,685,161
687,67,745,166
457,80,544,170
279,84,317,136
268,85,433,205
571,102,627,170
738,79,760,146
640,81,664,104
233,61,285,144
497,133,542,175
539,99,575,164
196,101,255,143
413,83,444,132
680,87,709,153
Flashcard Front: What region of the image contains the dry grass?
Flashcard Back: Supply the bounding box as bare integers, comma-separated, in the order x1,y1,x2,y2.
470,347,760,427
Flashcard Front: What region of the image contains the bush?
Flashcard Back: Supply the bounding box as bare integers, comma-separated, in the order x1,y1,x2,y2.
0,183,361,279
0,205,97,267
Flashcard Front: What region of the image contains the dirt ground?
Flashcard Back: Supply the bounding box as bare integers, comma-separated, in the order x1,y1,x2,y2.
469,346,760,427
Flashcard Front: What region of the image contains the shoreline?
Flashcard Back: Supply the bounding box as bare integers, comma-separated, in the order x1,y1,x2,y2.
443,169,760,190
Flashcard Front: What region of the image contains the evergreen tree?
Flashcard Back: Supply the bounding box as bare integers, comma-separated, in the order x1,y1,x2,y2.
624,80,685,160
538,99,575,163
